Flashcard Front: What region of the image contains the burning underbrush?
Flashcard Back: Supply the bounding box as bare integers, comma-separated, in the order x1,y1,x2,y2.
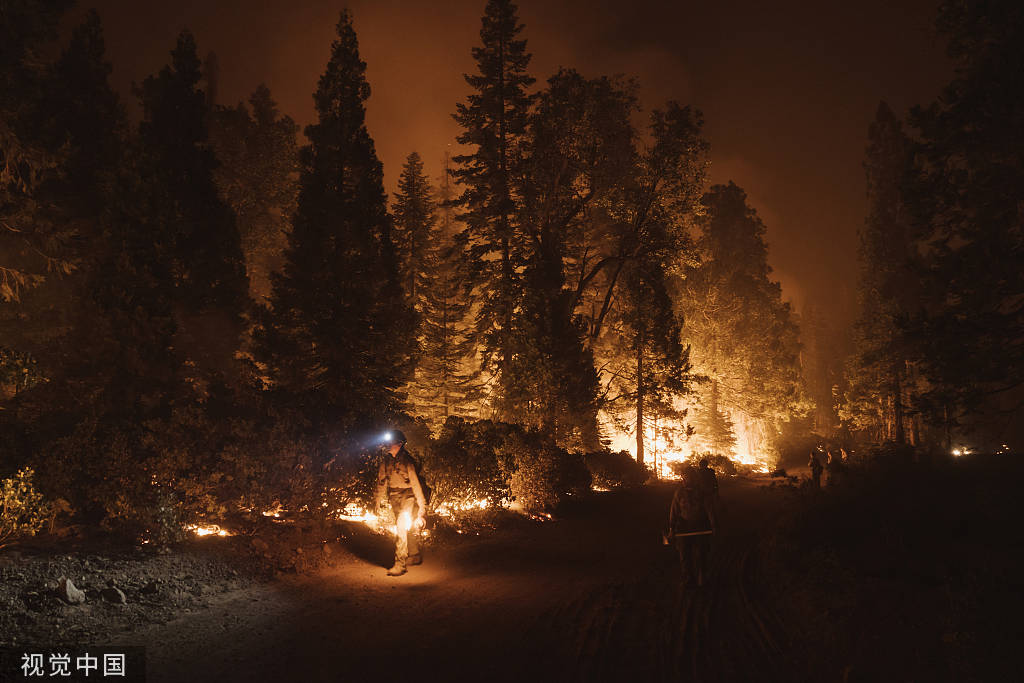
9,409,679,565
172,421,785,557
665,453,774,480
158,418,603,567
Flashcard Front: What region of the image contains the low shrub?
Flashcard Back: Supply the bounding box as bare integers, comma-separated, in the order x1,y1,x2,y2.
670,452,737,478
497,429,590,513
0,468,51,548
418,418,510,513
585,450,647,489
415,418,591,517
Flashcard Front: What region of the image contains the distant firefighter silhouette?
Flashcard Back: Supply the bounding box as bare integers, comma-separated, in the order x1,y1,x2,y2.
808,449,824,489
667,461,719,586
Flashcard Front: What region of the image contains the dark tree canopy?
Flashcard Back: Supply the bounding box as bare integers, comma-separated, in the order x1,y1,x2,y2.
257,10,415,434
904,0,1024,432
209,84,299,303
0,0,77,302
843,102,921,444
135,30,249,318
452,0,535,409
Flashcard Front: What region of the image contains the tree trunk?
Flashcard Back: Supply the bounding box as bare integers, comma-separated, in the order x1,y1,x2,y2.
636,332,645,466
893,362,905,445
442,280,449,418
943,403,952,452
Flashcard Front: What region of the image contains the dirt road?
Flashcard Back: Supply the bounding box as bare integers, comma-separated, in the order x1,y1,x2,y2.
118,477,792,683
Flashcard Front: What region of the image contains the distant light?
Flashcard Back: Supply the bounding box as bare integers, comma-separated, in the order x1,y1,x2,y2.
382,432,392,443
952,448,962,456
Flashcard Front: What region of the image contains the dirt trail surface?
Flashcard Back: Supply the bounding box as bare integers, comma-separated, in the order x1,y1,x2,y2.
110,477,793,683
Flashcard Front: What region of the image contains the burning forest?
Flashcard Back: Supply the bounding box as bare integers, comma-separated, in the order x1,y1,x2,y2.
1,0,1022,681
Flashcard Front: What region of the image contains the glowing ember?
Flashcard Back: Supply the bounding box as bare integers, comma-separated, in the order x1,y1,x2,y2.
336,497,494,535
434,498,490,518
186,524,232,537
335,503,382,532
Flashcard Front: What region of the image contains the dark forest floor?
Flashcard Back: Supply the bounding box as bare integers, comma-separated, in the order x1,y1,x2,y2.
3,458,1022,682
762,454,1024,683
0,534,264,650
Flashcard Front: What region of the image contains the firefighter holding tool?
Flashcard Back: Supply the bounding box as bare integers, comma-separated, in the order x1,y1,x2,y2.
375,430,427,576
666,462,719,586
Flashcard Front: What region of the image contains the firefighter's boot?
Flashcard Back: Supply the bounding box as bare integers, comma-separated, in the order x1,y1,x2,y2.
408,553,422,566
386,563,407,576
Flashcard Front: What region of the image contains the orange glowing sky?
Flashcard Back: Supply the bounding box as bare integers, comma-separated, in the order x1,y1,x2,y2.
83,0,951,328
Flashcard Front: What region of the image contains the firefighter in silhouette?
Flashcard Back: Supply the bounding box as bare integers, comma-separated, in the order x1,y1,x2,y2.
668,462,719,586
826,448,840,486
698,457,719,496
375,430,426,576
808,449,823,489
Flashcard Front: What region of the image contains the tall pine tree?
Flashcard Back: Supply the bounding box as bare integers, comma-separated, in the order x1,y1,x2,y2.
452,0,535,417
597,104,707,464
132,30,249,380
676,182,806,462
905,0,1024,443
393,152,436,308
209,85,299,302
843,102,921,444
0,0,76,302
0,8,124,400
692,379,737,457
257,10,415,434
398,152,477,425
505,70,637,450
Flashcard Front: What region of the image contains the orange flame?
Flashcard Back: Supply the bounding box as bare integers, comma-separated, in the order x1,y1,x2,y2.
186,524,232,537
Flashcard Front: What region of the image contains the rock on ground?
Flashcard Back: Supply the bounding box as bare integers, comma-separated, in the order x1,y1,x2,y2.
59,577,86,605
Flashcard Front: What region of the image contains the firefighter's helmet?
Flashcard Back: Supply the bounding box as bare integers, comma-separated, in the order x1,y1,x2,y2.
383,429,407,445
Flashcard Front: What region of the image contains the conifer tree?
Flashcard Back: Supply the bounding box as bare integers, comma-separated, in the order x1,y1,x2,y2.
402,152,477,424
676,182,806,461
0,0,76,302
134,31,248,319
843,103,920,443
505,70,636,450
905,0,1024,435
130,31,248,380
801,303,843,435
44,10,123,209
209,85,299,302
452,0,535,415
1,8,124,394
257,10,415,433
693,380,737,457
506,259,602,449
597,104,707,464
393,152,436,308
